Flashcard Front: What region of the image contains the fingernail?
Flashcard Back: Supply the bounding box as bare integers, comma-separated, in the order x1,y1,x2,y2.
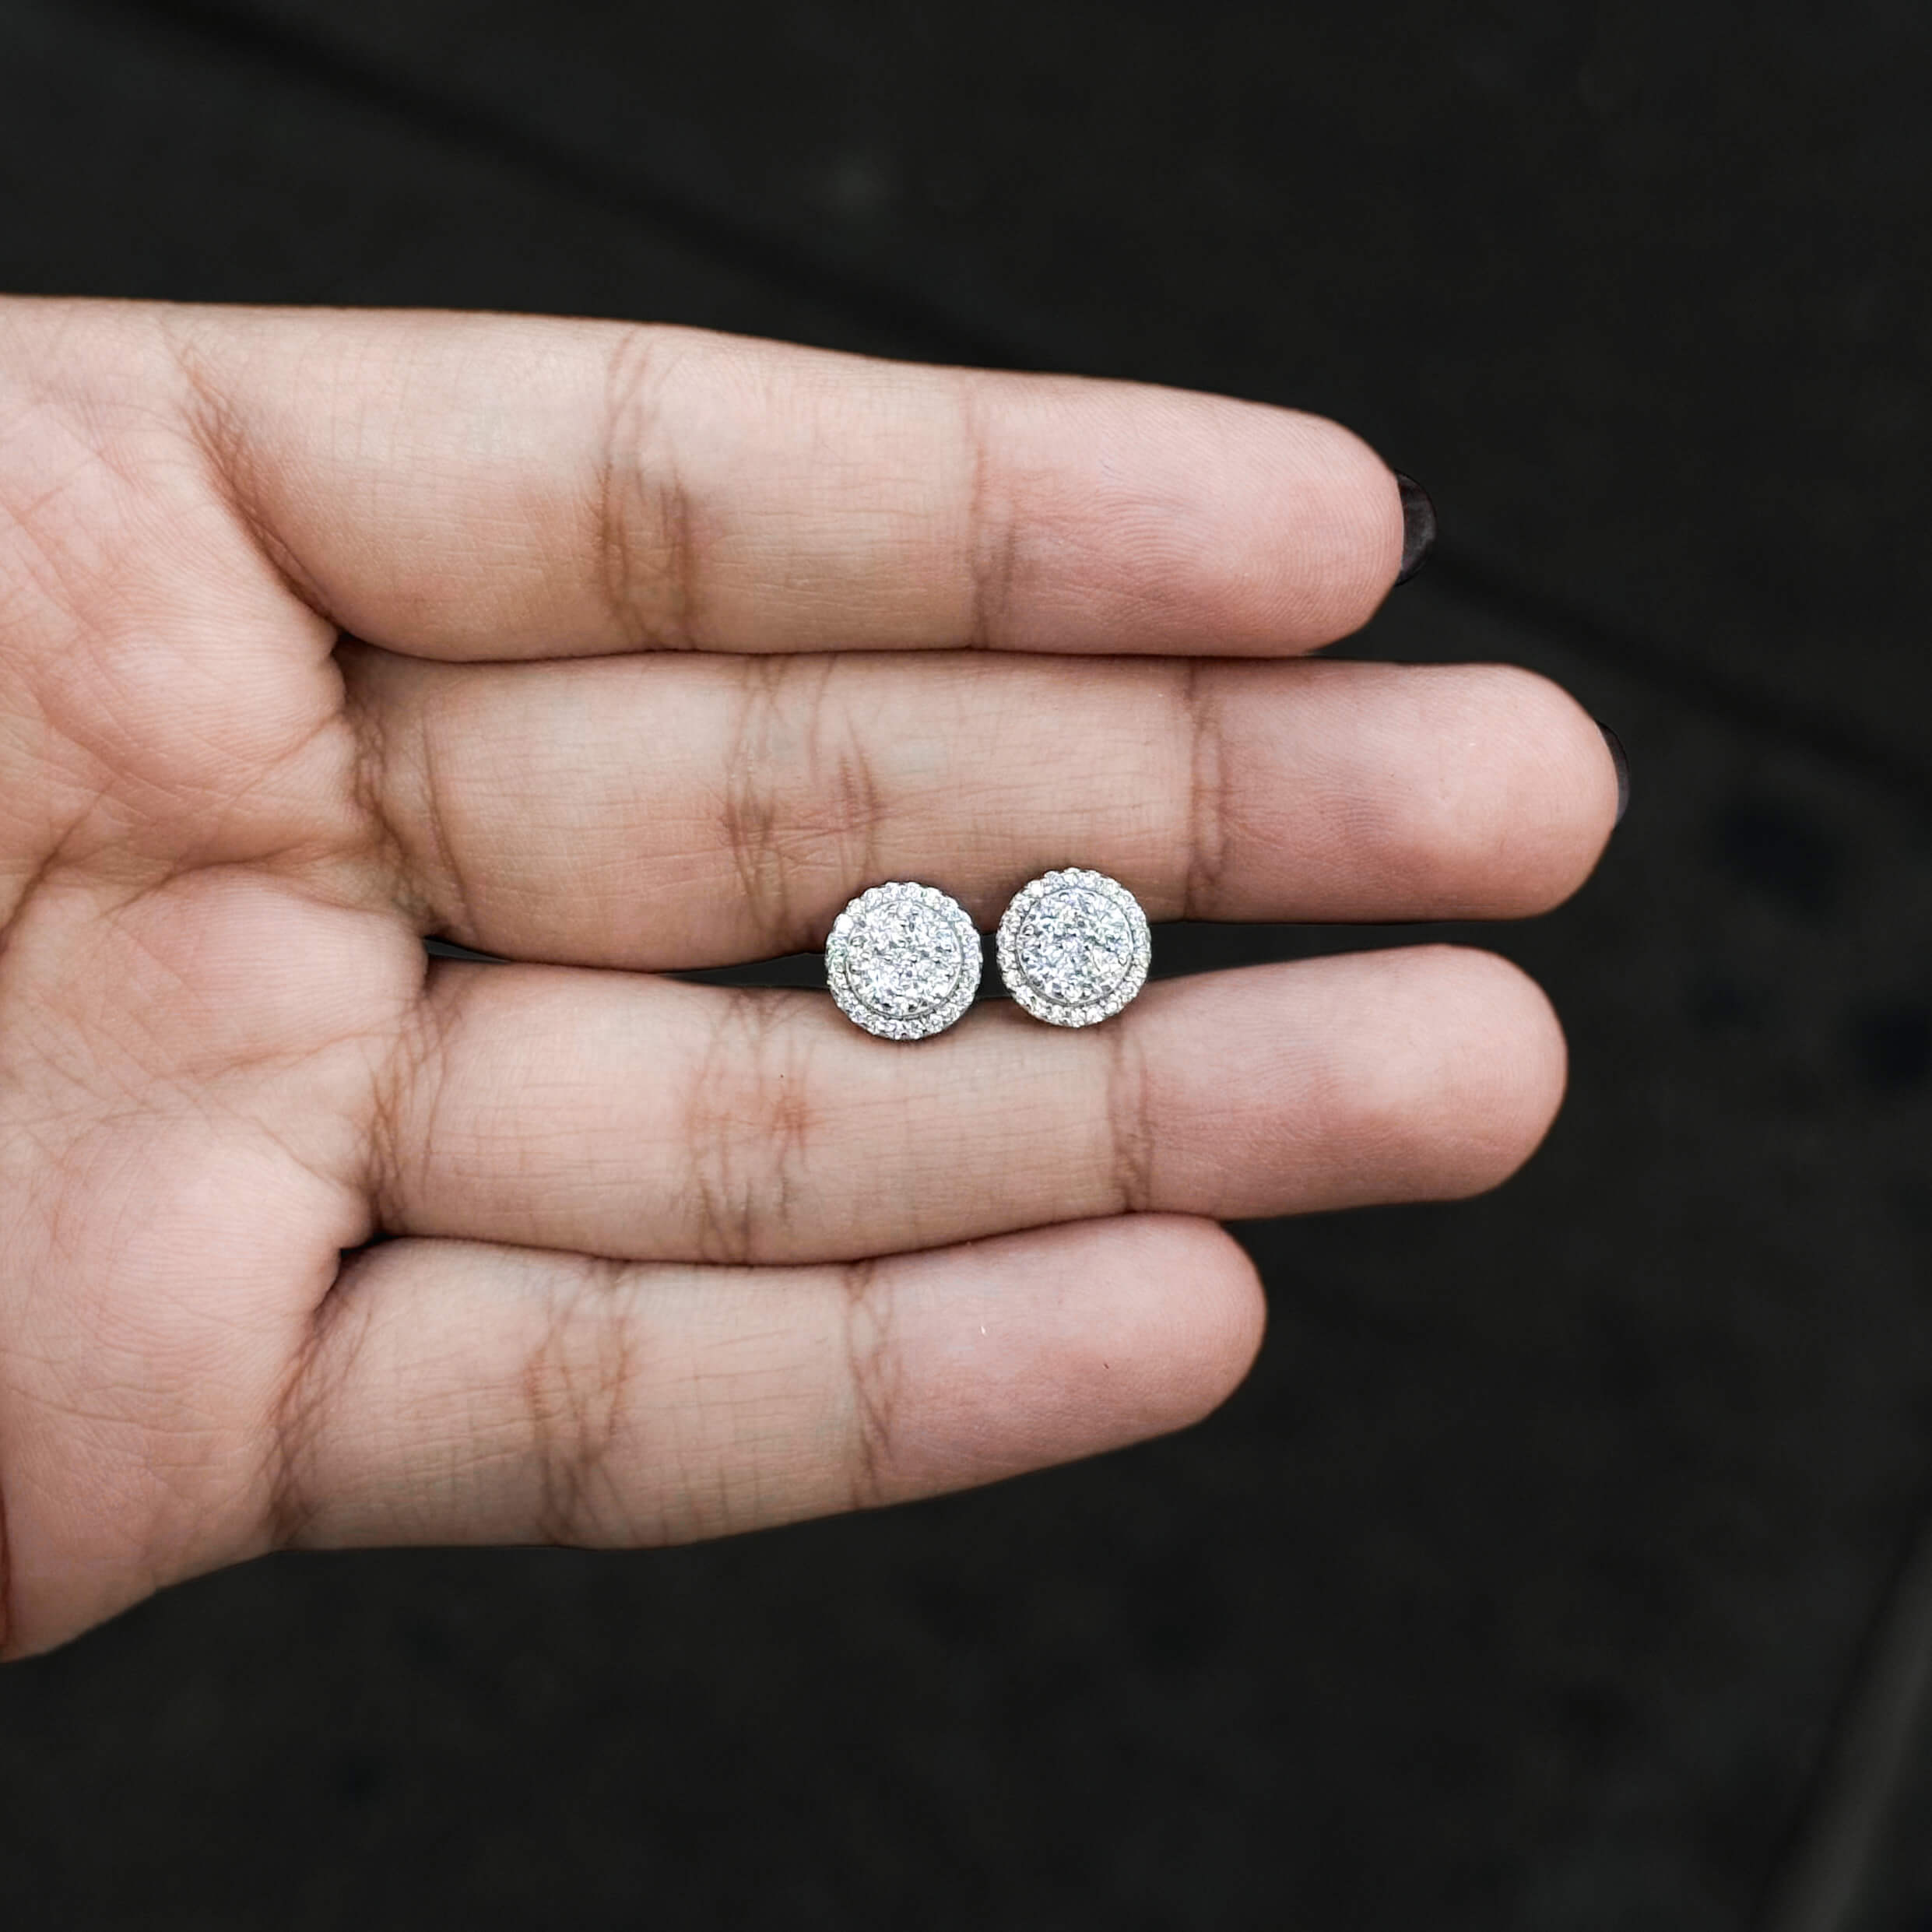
1597,722,1630,826
1393,472,1436,585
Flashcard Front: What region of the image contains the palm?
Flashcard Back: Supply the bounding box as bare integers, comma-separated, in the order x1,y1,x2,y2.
0,300,1615,1656
1,336,416,1642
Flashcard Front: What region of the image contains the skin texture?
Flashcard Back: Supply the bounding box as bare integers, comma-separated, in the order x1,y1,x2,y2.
0,300,1617,1656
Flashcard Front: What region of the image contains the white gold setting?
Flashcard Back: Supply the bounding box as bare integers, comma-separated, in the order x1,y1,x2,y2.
996,869,1152,1027
825,882,982,1040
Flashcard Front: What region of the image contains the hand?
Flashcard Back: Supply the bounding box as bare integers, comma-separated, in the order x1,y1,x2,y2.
0,300,1615,1655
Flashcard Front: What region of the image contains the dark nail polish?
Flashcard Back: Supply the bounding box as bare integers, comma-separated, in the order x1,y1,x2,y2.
1393,472,1436,585
1597,722,1630,826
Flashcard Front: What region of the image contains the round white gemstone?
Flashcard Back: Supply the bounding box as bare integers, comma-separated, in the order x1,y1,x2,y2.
996,869,1150,1027
1016,887,1136,1006
827,883,982,1039
845,898,965,1017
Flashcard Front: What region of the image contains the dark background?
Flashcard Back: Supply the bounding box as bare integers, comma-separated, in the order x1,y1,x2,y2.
2,2,1929,1926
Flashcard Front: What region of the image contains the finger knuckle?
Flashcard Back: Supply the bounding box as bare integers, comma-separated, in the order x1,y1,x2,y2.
597,325,705,652
681,991,824,1263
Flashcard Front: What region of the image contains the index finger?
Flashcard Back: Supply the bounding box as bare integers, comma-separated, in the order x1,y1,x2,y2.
164,305,1407,660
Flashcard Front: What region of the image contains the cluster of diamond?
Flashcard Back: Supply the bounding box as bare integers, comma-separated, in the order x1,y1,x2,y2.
825,882,982,1040
996,869,1151,1027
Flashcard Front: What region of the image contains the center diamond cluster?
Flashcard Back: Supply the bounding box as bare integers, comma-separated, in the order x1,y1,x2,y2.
845,900,965,1017
1016,887,1136,1006
826,883,982,1040
996,869,1152,1028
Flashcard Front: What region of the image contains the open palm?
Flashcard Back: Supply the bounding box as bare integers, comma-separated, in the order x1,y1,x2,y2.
0,300,1614,1656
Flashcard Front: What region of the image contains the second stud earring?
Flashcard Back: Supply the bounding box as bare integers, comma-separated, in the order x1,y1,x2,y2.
997,869,1151,1027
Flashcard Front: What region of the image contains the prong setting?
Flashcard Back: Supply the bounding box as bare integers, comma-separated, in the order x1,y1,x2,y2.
996,869,1151,1027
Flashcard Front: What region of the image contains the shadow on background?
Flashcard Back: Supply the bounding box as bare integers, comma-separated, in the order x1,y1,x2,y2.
2,3,1930,1927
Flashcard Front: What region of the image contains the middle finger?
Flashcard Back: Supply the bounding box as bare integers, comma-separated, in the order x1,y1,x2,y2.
347,647,1618,967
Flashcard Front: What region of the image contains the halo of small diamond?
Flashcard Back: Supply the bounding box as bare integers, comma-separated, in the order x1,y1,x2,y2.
825,882,982,1040
996,869,1151,1027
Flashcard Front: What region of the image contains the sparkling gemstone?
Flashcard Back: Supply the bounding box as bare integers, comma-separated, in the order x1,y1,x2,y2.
996,869,1150,1027
844,898,967,1019
1016,886,1136,1006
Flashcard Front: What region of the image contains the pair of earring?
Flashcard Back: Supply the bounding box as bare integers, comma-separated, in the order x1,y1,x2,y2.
826,869,1151,1042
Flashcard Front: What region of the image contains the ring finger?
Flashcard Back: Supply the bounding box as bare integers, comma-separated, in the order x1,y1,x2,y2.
375,942,1566,1265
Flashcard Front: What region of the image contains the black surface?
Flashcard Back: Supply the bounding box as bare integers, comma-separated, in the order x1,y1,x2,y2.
3,3,1930,1927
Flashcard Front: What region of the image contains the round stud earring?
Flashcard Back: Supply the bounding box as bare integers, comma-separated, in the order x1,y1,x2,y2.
996,869,1151,1027
826,881,982,1040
